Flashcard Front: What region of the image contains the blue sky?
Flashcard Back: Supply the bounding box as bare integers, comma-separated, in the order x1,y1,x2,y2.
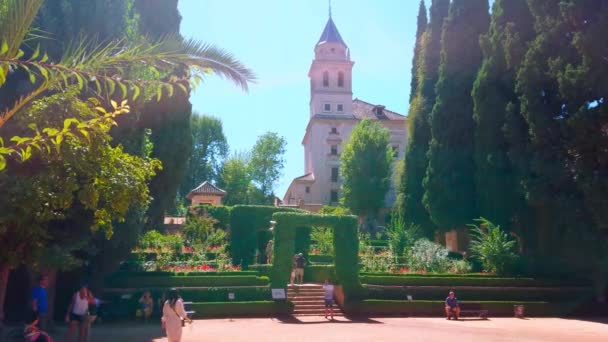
178,0,426,197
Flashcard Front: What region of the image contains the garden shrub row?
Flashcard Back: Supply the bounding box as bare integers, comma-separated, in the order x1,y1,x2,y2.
309,254,334,263
363,286,593,302
189,204,232,229
189,301,293,318
360,275,588,287
101,287,272,304
110,271,259,278
106,275,269,288
343,300,572,317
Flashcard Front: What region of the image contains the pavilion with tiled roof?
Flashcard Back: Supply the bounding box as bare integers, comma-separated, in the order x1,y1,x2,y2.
187,181,227,206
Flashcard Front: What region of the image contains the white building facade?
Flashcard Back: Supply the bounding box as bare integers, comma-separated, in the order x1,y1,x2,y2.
282,14,408,211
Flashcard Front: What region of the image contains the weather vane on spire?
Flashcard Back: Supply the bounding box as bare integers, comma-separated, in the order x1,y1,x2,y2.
329,0,332,18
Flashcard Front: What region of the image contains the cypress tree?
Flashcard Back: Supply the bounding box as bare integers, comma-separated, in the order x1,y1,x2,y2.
471,0,534,232
423,0,490,229
399,0,449,236
409,0,428,103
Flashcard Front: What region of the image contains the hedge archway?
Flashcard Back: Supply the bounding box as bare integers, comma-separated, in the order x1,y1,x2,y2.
270,212,360,297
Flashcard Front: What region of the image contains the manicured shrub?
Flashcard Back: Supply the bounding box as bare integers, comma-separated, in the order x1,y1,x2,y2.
309,255,334,263
189,301,293,317
270,212,360,297
359,275,587,287
362,285,593,302
189,204,232,229
106,275,269,288
343,300,569,317
304,265,336,283
230,205,303,267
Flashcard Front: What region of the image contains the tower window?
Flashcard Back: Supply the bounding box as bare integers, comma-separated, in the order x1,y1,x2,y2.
337,104,344,112
330,145,338,155
338,71,344,87
324,103,331,112
330,190,338,203
323,71,329,87
305,186,310,194
331,167,339,182
330,127,338,134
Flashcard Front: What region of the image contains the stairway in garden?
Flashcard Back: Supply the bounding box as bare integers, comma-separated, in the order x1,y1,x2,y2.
287,284,343,316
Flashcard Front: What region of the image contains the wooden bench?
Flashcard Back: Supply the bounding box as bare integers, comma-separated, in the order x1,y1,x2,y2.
454,303,488,320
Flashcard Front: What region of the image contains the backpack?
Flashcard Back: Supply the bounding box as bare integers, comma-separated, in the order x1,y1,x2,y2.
296,256,306,268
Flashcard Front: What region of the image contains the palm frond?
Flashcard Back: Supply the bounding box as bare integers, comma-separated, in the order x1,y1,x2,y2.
0,0,44,56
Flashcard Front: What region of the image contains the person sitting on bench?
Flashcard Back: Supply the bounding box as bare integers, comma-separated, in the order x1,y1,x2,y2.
445,291,460,320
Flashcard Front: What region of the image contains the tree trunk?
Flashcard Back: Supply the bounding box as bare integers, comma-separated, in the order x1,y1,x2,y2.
0,263,11,327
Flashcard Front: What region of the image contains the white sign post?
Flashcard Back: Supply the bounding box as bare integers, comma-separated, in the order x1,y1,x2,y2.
271,288,286,300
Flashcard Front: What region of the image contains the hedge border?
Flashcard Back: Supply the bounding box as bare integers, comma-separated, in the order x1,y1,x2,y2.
270,212,360,297
359,275,589,287
106,275,269,288
343,300,573,317
189,301,293,317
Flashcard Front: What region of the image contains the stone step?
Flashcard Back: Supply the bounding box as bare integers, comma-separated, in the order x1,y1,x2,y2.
292,313,344,317
290,299,326,304
293,309,344,315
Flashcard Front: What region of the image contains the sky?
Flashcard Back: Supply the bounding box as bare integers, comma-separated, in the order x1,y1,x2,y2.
178,0,427,198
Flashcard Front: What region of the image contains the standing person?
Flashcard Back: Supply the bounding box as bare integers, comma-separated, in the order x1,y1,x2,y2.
31,275,49,331
265,240,274,264
289,254,298,285
445,291,460,320
294,253,306,285
161,289,191,342
323,279,335,320
137,291,154,323
65,284,90,342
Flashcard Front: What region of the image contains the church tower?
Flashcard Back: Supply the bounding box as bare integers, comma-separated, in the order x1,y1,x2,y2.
308,11,354,117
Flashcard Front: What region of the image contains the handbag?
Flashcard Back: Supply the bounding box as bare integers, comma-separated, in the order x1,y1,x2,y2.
171,305,185,327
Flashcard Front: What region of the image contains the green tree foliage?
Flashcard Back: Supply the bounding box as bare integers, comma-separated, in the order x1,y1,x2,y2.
179,114,228,202
409,0,427,103
249,132,287,198
423,0,489,229
385,212,420,257
472,0,535,232
398,0,449,236
218,152,253,206
340,119,393,220
468,218,519,275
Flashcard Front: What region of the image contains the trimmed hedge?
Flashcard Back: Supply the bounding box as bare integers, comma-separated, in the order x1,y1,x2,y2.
189,301,293,317
344,300,573,317
106,275,269,288
304,265,336,283
360,272,499,277
230,205,303,267
247,264,272,277
270,212,360,296
309,254,334,263
363,285,593,302
360,275,588,287
110,271,259,278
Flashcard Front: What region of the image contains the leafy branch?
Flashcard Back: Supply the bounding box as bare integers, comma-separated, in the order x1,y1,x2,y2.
0,100,131,170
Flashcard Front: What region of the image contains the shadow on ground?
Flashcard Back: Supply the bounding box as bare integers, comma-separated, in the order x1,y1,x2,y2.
274,316,383,324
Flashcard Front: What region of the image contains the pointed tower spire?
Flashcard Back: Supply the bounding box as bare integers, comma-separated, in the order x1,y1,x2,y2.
329,0,332,18
316,4,347,48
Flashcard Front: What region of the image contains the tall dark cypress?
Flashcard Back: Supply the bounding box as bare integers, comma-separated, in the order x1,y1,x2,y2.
471,0,534,232
409,0,428,103
423,0,490,229
399,0,449,236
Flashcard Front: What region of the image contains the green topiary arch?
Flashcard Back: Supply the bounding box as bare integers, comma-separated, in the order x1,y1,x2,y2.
270,212,361,297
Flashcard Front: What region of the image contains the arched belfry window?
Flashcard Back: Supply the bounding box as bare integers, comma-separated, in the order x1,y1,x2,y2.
338,71,344,88
323,71,329,87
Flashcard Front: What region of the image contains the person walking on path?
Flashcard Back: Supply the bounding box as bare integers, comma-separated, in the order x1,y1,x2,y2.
65,284,90,342
161,289,191,342
32,275,50,331
323,279,335,320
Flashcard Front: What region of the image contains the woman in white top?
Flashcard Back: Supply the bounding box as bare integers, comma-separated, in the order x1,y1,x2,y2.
162,289,191,342
65,284,90,342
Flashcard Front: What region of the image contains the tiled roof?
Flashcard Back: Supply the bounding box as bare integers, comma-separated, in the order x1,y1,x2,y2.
294,173,315,182
317,17,347,47
313,113,357,120
164,217,186,225
352,99,405,121
187,181,226,199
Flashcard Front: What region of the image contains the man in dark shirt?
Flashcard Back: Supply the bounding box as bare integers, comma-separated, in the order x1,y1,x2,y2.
445,291,460,320
294,253,306,285
31,275,49,330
